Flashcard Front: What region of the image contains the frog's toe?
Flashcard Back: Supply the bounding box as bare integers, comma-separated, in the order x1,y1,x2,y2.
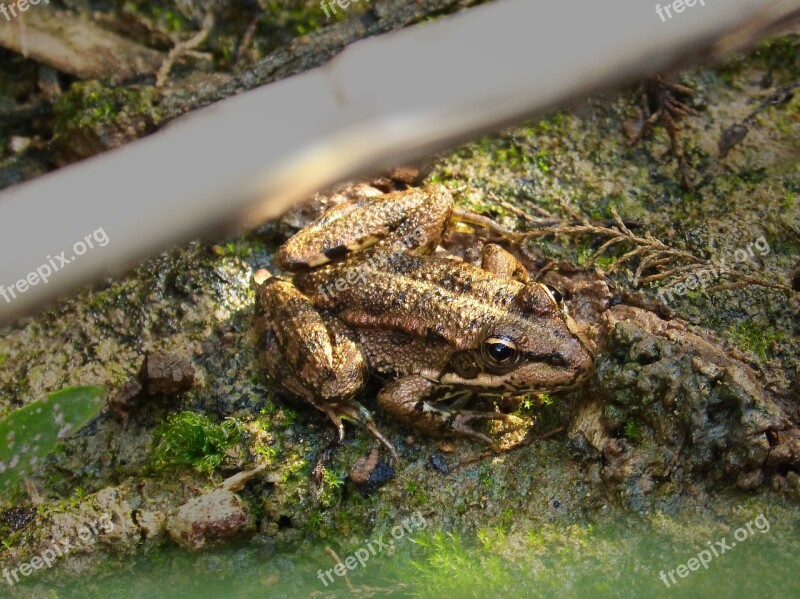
323,401,398,461
447,411,498,440
446,411,523,443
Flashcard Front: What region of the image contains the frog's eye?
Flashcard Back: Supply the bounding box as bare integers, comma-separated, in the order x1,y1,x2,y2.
544,284,563,304
482,336,519,368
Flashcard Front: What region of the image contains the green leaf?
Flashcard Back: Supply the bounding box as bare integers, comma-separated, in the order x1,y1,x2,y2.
0,386,106,495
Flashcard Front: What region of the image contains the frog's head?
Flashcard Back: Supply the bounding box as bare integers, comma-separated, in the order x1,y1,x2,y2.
439,282,594,394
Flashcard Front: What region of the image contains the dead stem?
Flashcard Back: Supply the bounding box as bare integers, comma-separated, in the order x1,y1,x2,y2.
324,547,356,593
156,13,216,87
487,191,795,299
454,426,566,470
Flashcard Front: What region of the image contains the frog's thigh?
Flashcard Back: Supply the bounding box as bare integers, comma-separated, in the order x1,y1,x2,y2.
377,376,495,443
256,278,366,402
276,184,453,270
480,244,531,283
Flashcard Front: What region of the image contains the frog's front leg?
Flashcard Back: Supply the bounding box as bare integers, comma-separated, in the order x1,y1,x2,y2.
256,277,396,456
377,376,515,443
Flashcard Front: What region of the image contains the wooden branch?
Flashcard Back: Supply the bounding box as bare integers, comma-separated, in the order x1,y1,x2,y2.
0,7,164,81
156,0,485,120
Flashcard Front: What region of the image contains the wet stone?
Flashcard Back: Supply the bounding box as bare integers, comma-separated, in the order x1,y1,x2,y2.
1,506,36,532
350,449,394,494
427,452,449,475
145,351,196,396
166,488,251,551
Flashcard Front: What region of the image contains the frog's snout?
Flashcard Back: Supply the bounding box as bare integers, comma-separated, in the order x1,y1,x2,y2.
572,342,595,382
564,315,595,382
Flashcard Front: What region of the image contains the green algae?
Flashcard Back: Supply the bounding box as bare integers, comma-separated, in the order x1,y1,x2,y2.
27,497,799,599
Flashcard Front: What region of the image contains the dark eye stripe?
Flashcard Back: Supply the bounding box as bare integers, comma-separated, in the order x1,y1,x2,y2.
525,352,568,367
324,245,350,259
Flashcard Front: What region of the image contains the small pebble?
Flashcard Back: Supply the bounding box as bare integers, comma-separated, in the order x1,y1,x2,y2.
437,441,456,453
253,269,271,285
350,449,394,494
145,351,195,396
9,136,31,154
427,452,449,475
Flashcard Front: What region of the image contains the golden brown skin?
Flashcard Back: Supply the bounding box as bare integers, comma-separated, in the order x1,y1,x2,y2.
256,184,594,455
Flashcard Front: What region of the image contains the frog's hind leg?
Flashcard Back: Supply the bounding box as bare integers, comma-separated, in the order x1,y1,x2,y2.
479,243,531,283
275,184,453,271
256,277,396,457
377,376,515,444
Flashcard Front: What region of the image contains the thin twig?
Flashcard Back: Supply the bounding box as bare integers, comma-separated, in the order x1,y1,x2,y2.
455,426,566,470
494,191,795,299
324,547,356,593
156,13,216,87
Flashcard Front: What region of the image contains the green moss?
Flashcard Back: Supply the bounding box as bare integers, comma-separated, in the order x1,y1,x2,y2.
751,36,800,73
623,418,640,442
54,81,159,140
279,454,308,483
317,467,345,509
534,149,552,174
253,444,278,461
403,480,429,504
576,241,622,270
258,403,297,430
150,5,191,33
725,321,786,360
213,240,255,261
121,1,192,34
150,412,240,474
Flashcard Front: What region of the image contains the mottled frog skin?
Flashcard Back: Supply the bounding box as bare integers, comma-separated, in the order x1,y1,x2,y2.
255,184,594,455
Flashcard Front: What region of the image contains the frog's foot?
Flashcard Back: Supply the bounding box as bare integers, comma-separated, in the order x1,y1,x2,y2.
320,400,398,461
256,278,397,458
378,376,518,444
443,410,524,444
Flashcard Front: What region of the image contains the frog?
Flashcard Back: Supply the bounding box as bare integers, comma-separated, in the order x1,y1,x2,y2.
255,184,594,457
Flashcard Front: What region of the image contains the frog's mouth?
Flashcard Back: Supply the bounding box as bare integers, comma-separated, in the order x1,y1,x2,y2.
437,351,594,395
437,362,592,397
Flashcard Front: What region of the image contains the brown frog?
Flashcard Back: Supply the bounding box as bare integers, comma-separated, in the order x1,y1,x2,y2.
255,184,594,456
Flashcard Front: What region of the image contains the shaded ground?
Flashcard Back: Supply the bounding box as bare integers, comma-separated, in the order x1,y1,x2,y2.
0,1,798,595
